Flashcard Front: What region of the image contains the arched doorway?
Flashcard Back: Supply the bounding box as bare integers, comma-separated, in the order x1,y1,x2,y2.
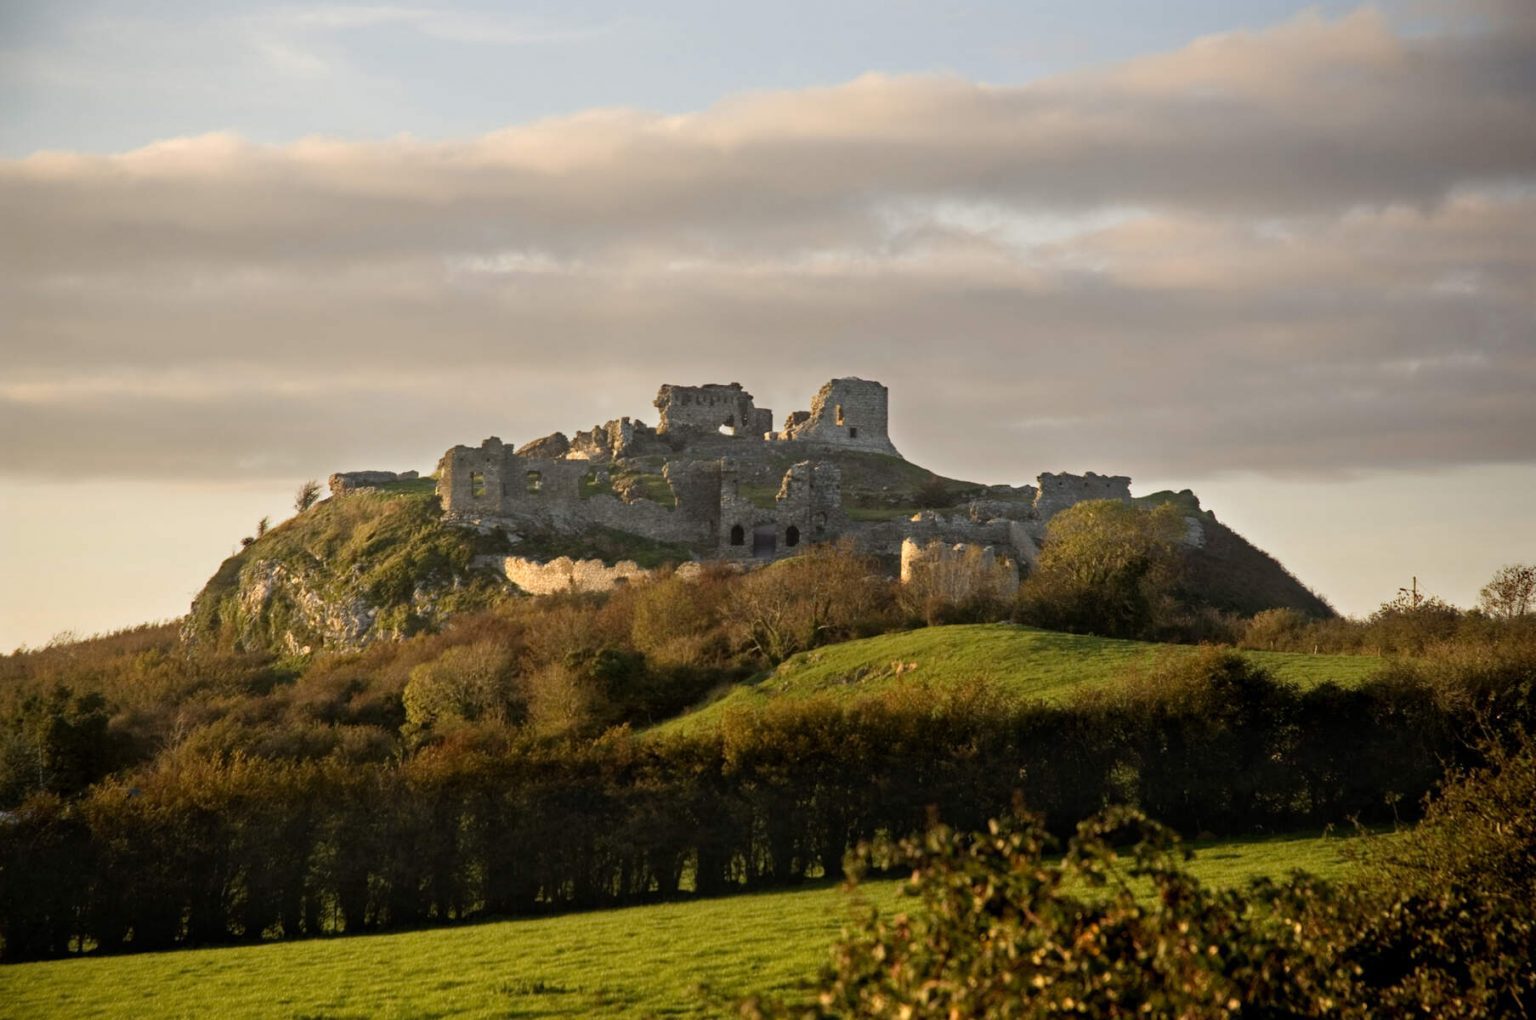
752,525,777,557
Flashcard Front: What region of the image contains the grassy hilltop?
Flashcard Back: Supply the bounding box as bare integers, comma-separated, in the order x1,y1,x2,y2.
658,623,1380,736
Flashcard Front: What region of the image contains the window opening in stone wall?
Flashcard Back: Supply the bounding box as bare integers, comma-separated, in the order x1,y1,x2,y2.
835,404,845,425
470,471,486,498
526,470,542,494
849,427,859,439
785,525,800,547
729,524,745,546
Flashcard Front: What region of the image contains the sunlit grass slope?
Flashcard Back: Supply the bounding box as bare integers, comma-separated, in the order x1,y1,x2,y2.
0,830,1376,1020
658,623,1381,736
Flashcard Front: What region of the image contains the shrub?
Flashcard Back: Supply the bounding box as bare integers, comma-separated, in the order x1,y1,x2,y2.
1017,500,1185,639
743,807,1359,1019
747,730,1536,1019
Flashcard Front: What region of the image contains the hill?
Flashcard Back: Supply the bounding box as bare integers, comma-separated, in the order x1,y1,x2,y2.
0,830,1370,1019
182,479,511,655
182,376,1337,656
1135,490,1333,617
657,623,1381,736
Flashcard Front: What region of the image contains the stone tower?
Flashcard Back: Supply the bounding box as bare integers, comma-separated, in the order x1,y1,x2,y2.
780,377,899,456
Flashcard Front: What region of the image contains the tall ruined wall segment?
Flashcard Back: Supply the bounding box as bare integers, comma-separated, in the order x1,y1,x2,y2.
1033,471,1132,520
780,378,899,456
437,438,591,518
654,383,772,437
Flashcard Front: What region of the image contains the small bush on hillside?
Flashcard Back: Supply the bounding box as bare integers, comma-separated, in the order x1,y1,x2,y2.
730,543,896,663
402,641,520,743
294,480,321,513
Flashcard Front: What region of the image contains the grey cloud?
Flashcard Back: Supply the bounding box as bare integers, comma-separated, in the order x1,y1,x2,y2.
6,8,1536,268
2,4,1533,484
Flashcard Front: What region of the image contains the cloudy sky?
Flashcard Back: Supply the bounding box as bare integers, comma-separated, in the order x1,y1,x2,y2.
2,0,1534,649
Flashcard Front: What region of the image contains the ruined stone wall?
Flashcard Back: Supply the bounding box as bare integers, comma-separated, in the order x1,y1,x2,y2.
501,555,652,595
426,382,1149,578
328,470,418,496
900,538,1021,603
438,438,601,518
780,377,899,456
715,459,844,560
717,461,773,560
655,383,771,437
438,438,513,515
1033,471,1132,520
664,460,724,539
774,461,843,547
440,439,719,546
575,495,706,544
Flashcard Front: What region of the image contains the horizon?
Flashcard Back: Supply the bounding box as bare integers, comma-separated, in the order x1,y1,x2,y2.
3,0,1535,650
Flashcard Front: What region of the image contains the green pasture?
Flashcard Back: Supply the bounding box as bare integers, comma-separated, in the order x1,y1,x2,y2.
0,829,1382,1019
658,623,1381,736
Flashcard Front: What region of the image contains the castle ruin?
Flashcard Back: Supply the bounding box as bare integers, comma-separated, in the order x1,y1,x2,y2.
415,378,1146,589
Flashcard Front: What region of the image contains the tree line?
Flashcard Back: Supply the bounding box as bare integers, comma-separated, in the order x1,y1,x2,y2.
4,647,1532,961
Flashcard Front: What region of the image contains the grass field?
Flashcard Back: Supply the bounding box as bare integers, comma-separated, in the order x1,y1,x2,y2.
0,829,1382,1020
657,623,1382,736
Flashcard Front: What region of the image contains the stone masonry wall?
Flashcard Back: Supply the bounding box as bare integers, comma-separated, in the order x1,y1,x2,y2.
780,377,899,456
502,555,652,595
422,383,1154,573
900,538,1021,603
328,470,418,495
654,383,772,437
1033,471,1132,520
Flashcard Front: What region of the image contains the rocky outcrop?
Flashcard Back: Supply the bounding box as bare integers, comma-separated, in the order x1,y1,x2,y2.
183,488,511,655
515,433,570,459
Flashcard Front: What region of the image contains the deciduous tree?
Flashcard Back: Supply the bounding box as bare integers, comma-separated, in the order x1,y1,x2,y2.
1479,563,1536,620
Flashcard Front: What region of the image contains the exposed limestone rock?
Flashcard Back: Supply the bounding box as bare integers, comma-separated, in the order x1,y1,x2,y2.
569,418,658,461
515,432,570,459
